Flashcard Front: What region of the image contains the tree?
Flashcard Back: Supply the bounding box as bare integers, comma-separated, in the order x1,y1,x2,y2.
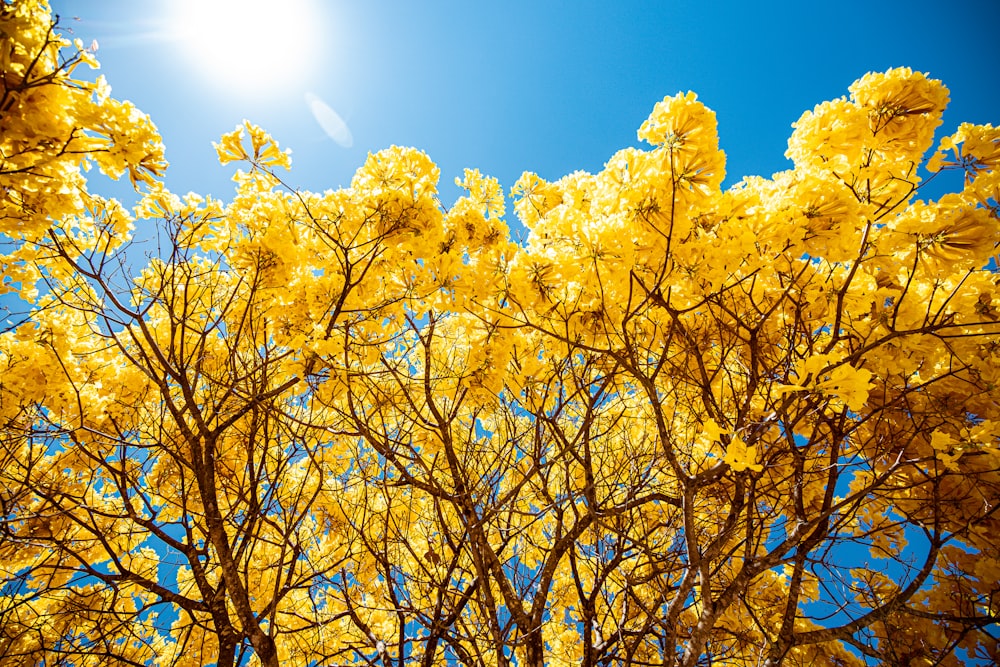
0,0,164,301
2,2,999,665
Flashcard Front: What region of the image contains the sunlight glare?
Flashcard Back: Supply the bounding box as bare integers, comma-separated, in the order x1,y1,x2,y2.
171,0,321,95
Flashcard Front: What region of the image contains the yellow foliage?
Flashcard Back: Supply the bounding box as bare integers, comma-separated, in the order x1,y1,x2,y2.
0,0,165,299
1,8,997,665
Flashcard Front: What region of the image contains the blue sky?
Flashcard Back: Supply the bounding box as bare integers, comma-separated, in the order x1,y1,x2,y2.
54,0,999,215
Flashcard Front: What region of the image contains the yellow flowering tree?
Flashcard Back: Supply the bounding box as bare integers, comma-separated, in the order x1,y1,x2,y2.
1,2,998,666
0,0,165,301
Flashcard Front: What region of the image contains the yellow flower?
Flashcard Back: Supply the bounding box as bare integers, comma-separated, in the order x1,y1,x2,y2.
723,435,763,473
780,353,873,412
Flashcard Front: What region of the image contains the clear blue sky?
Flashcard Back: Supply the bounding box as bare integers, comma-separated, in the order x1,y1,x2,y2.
53,0,999,212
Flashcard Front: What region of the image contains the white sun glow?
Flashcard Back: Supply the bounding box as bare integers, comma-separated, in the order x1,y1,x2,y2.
170,0,321,95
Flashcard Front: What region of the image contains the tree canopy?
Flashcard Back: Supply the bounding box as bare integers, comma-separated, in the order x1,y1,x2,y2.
2,2,999,665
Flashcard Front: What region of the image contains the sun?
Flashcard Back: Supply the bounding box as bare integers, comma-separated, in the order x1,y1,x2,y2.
170,0,321,95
